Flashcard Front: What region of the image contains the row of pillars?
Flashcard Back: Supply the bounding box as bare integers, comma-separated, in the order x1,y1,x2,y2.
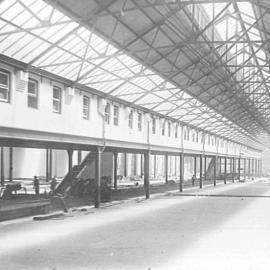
93,151,263,208
0,146,263,209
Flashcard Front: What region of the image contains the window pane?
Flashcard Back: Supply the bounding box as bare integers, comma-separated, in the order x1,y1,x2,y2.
113,105,119,126
28,96,38,108
53,87,60,99
0,87,8,100
28,80,37,94
83,96,89,119
53,100,60,112
0,72,8,86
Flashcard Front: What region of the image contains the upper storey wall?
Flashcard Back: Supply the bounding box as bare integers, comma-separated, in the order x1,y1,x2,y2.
0,62,261,158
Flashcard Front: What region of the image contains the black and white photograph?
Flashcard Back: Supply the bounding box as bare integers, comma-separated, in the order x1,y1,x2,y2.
0,0,269,269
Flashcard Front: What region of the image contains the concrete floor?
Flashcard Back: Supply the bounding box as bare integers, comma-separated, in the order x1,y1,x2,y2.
1,179,270,270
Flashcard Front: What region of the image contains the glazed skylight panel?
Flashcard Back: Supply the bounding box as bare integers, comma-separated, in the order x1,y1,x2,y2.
0,0,260,146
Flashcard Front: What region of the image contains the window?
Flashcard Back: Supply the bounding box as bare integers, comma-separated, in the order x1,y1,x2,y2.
0,70,10,102
83,95,90,119
113,105,119,126
105,103,111,124
187,128,190,140
28,79,38,109
192,132,195,142
184,128,187,140
175,124,178,138
53,86,61,113
152,118,156,134
128,110,133,129
138,112,142,131
208,134,211,145
162,121,165,136
196,131,199,142
168,122,171,137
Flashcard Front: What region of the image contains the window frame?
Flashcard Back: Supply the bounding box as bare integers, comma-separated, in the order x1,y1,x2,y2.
52,86,62,114
128,110,133,129
137,112,142,131
27,78,38,109
168,122,171,137
83,95,90,119
105,103,111,124
113,105,119,126
152,117,156,134
0,69,10,103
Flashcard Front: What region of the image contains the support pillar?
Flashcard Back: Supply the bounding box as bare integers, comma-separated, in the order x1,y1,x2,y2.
238,158,241,181
134,154,137,176
141,154,143,178
113,152,118,190
94,147,101,208
165,154,168,184
1,147,4,186
67,149,73,176
199,155,203,189
144,150,150,199
224,157,227,184
179,153,184,192
9,147,13,182
248,158,251,179
46,149,50,182
124,153,127,177
194,156,197,179
77,150,82,165
153,155,157,179
213,156,217,186
49,149,53,179
244,158,247,180
232,158,235,183
204,155,207,182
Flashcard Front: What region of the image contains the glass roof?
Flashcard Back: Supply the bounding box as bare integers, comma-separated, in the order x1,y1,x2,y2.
0,0,266,148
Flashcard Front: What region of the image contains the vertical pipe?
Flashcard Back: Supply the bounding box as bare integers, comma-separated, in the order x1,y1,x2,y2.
144,150,150,199
1,147,4,186
213,156,217,186
199,154,203,189
94,148,101,208
113,152,118,190
165,154,168,184
179,153,184,192
224,157,227,184
9,147,13,182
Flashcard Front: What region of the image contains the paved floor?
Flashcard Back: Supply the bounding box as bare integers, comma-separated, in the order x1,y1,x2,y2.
1,179,270,270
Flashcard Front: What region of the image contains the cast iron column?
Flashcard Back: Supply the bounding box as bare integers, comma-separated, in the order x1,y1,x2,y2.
95,147,101,208
179,153,184,192
9,147,13,182
144,150,150,199
0,147,4,186
113,152,118,190
199,154,203,189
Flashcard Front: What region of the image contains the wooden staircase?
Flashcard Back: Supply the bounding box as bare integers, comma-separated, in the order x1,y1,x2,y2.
55,152,96,194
